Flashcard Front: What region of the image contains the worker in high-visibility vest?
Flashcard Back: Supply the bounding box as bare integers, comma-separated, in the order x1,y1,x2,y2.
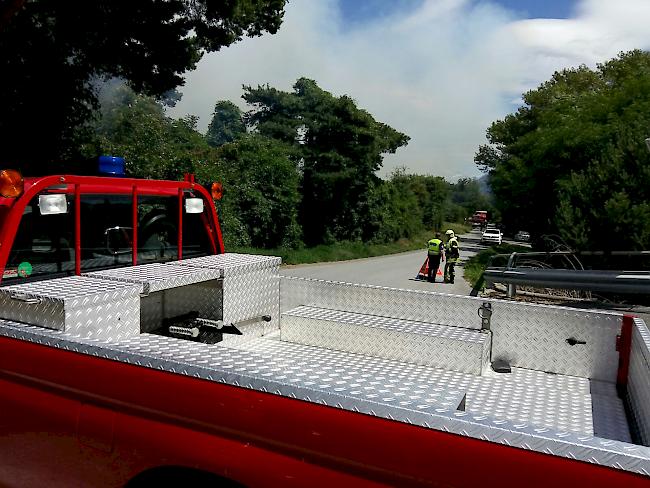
426,232,445,283
444,229,460,284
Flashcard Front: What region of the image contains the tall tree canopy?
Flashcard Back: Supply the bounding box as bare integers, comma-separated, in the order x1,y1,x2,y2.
206,101,247,147
475,50,650,250
0,0,286,173
244,78,410,245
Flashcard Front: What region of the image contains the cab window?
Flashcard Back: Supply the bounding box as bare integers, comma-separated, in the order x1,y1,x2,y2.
3,192,214,284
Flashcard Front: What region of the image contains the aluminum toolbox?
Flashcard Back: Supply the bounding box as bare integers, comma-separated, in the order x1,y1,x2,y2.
0,276,140,340
171,253,281,343
85,263,222,294
281,306,491,375
86,263,223,333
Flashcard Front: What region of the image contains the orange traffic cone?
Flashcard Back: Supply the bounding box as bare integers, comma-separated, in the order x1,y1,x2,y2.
415,257,429,280
416,257,443,281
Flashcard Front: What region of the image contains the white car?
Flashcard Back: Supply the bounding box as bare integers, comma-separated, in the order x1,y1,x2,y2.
515,230,531,242
481,228,502,245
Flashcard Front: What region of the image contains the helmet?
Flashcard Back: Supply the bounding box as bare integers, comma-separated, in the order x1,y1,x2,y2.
445,229,455,237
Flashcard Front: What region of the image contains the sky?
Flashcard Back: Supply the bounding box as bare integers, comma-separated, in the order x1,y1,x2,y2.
168,0,650,180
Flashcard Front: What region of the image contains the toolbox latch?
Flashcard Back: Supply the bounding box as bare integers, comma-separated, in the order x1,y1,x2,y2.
478,302,492,330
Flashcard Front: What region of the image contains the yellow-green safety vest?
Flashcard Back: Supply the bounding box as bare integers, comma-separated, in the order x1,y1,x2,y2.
427,238,443,255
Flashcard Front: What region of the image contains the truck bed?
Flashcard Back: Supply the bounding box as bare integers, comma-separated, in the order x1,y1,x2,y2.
0,315,643,473
1,261,650,478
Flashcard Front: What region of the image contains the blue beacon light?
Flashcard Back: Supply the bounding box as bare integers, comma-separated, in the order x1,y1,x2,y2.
98,155,126,177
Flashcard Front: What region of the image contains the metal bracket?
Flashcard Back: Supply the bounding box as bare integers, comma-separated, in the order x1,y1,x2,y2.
478,302,492,330
566,337,586,346
9,293,42,304
168,325,200,338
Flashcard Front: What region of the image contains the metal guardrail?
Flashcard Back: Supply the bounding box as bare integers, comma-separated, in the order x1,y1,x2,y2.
487,250,650,269
485,250,650,296
484,268,650,295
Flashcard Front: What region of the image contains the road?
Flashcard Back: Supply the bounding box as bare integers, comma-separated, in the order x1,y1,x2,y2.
282,229,495,295
282,233,650,323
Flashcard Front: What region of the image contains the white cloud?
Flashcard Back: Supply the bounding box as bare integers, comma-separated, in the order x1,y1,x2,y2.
169,0,650,179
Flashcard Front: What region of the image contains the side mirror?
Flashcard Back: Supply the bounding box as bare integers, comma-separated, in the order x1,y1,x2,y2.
105,226,133,255
185,197,204,214
38,194,68,215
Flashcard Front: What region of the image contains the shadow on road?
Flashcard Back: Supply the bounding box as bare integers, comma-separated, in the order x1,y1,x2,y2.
461,243,487,253
459,236,484,245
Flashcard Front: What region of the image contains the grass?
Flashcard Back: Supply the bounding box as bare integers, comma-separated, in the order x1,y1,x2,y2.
463,243,532,289
230,221,471,265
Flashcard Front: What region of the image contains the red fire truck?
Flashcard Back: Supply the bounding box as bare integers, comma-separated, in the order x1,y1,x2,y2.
471,210,488,227
1,163,649,487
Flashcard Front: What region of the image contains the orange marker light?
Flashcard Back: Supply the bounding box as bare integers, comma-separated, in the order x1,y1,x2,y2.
0,169,24,198
211,182,223,200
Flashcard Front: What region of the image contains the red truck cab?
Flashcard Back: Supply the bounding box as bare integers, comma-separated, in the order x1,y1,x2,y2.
0,169,224,285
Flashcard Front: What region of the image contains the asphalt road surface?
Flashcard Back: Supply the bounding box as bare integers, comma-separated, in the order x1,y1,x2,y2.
282,229,496,295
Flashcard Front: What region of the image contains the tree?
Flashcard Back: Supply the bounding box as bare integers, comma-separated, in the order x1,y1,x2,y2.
200,135,302,248
475,50,650,249
0,0,286,173
244,78,410,244
369,170,449,242
87,84,213,180
206,101,246,147
447,178,491,221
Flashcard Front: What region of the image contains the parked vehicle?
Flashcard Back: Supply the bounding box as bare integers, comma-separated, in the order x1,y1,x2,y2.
515,230,531,242
471,210,487,227
1,166,649,487
481,228,502,245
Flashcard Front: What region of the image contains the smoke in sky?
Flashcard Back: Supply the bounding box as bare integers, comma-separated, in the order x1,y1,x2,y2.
168,0,650,178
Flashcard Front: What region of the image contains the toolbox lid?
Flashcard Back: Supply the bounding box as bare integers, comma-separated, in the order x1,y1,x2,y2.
171,253,281,277
0,275,140,303
85,263,223,294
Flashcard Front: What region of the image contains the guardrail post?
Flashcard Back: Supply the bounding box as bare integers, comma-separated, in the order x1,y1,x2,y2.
506,252,517,298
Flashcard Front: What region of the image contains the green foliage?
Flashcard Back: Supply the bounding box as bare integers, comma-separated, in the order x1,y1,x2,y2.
463,243,531,288
86,85,209,180
1,0,286,173
446,178,492,221
243,78,410,245
85,80,475,259
369,168,449,242
206,135,302,249
231,223,469,265
206,101,246,147
476,50,650,250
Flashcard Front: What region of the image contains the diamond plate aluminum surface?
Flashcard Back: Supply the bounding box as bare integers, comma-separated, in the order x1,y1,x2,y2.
86,262,222,294
138,281,223,333
281,306,490,375
221,268,279,332
0,276,140,339
590,379,632,443
1,320,649,476
280,276,486,330
489,301,622,382
140,291,163,333
280,276,623,381
236,337,595,435
162,280,223,321
628,318,650,446
174,254,281,339
172,253,282,277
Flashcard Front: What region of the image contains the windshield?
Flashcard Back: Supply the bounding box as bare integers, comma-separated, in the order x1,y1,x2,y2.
3,192,214,284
